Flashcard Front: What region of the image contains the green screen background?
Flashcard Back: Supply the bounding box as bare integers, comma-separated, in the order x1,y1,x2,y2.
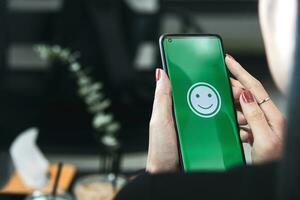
162,35,244,171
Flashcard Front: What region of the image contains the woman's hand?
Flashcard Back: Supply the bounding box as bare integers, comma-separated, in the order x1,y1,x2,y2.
146,55,285,173
225,54,285,163
146,69,179,173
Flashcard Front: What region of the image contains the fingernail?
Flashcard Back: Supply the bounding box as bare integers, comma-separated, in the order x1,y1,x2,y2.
226,53,235,60
155,68,161,81
242,90,254,103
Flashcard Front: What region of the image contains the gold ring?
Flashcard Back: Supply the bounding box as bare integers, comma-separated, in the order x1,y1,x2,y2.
258,97,271,105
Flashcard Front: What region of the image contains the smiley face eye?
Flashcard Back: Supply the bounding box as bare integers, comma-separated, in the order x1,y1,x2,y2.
196,94,200,98
208,93,212,98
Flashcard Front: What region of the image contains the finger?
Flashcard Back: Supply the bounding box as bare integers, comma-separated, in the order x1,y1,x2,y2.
225,54,283,126
239,90,272,140
230,77,245,89
240,129,250,143
237,111,247,125
150,68,173,124
226,55,261,90
149,68,174,159
240,128,253,144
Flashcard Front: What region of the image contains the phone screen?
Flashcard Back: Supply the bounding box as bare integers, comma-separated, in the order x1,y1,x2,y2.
160,34,245,171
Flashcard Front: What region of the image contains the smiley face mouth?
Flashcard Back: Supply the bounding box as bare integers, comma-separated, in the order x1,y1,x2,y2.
198,104,213,109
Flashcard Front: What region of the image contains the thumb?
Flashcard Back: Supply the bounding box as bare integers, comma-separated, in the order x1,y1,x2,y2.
239,90,271,140
151,68,173,122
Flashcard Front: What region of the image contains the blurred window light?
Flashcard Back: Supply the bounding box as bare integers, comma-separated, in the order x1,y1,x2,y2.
8,44,49,70
125,0,159,14
160,14,183,33
134,42,157,70
8,0,63,12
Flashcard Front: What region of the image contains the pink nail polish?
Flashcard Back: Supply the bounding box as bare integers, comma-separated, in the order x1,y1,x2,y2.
242,90,254,103
155,69,161,81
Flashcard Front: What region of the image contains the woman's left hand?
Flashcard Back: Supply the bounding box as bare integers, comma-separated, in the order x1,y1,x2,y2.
146,69,179,173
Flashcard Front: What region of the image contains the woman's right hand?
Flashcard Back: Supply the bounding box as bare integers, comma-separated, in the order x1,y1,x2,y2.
225,54,285,163
146,54,285,173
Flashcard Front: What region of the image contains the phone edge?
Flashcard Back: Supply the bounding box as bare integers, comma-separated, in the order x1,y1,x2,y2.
159,33,185,171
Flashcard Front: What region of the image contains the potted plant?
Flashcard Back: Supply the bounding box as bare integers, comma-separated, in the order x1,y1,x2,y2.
34,45,126,199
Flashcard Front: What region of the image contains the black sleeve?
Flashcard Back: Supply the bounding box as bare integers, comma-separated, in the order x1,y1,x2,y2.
115,162,277,200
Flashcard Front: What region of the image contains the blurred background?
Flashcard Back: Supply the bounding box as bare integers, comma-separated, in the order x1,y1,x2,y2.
0,0,285,175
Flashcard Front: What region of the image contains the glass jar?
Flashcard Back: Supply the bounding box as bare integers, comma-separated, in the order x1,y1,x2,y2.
73,174,126,200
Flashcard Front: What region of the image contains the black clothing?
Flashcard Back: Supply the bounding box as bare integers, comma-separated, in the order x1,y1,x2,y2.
115,162,277,200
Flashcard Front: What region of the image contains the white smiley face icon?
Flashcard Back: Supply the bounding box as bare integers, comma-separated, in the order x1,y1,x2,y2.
187,82,221,118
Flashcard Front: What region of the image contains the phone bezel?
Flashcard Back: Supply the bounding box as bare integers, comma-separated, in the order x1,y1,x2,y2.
159,33,246,171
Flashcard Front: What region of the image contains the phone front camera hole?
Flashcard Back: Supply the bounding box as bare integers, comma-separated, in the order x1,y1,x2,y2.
168,39,172,43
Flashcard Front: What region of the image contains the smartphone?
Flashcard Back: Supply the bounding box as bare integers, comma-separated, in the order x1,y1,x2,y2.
159,34,245,172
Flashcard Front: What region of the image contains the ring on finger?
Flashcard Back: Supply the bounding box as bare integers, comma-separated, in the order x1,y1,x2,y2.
258,97,271,106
